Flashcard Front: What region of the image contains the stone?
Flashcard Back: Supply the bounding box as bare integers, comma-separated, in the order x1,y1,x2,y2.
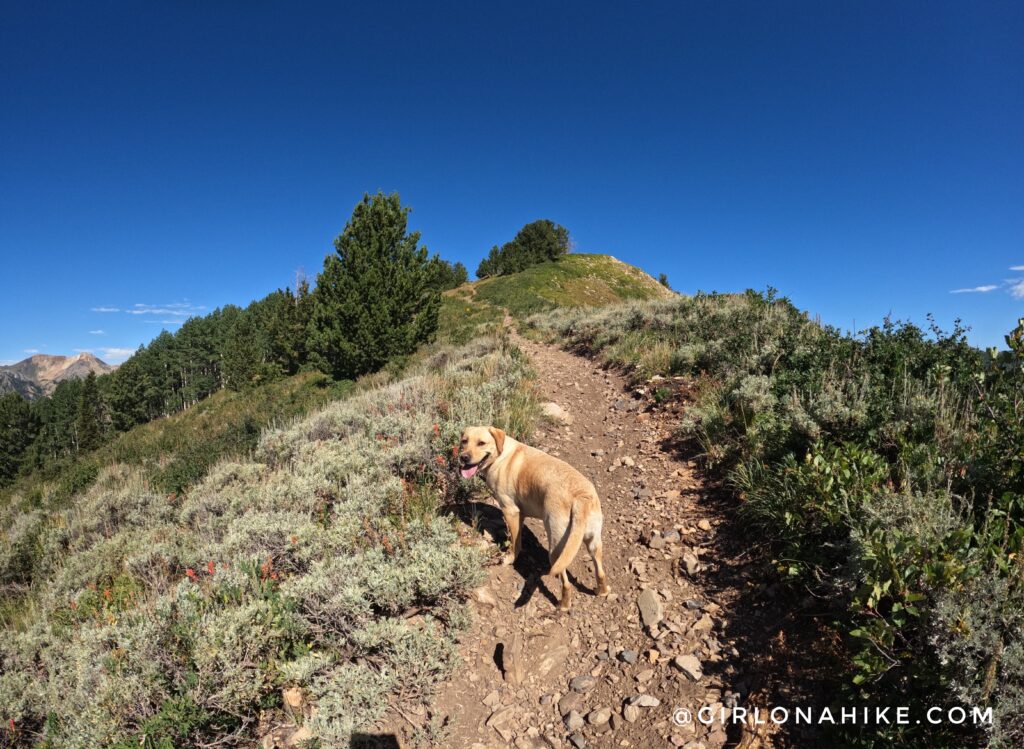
474,585,498,607
691,614,714,634
283,726,312,748
282,686,304,710
622,456,636,467
697,519,712,531
637,588,663,628
483,689,501,708
618,649,638,664
627,693,661,708
623,704,641,723
502,633,526,685
487,706,517,741
568,734,586,749
559,692,582,715
588,707,612,725
681,552,700,576
569,674,597,693
564,710,585,731
673,654,703,681
649,534,666,550
542,402,573,425
635,668,654,683
534,634,570,679
663,529,681,543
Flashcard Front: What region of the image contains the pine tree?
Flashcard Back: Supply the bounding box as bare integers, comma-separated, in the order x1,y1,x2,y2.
74,372,105,452
0,392,39,486
475,220,570,278
307,192,441,380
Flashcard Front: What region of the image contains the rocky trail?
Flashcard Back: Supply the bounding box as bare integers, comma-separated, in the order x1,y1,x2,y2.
423,333,787,749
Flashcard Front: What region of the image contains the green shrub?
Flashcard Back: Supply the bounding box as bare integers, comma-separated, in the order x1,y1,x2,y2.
530,297,1024,747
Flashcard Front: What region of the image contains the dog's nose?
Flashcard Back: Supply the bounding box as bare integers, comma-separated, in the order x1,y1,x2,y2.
459,453,470,465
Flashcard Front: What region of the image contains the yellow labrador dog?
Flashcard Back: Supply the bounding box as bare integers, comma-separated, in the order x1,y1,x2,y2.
459,426,609,610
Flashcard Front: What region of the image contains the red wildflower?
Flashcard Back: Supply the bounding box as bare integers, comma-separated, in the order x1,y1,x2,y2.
9,719,14,731
435,455,446,466
207,560,215,576
432,423,440,437
185,568,197,580
103,588,111,600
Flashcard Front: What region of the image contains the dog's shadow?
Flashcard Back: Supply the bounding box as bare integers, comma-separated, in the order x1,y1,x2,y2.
445,500,594,609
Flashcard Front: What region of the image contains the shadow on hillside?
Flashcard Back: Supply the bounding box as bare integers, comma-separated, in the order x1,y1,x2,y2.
654,426,841,748
351,733,401,748
443,499,567,609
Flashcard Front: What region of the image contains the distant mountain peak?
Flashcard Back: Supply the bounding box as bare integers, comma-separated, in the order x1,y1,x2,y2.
0,352,116,399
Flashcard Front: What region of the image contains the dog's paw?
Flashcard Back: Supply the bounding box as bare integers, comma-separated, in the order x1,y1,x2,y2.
501,552,515,566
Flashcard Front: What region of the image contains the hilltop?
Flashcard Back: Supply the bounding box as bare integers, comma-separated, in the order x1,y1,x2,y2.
0,352,115,399
466,253,675,317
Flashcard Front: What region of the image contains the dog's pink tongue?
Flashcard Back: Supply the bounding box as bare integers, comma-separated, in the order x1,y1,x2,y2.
460,464,479,479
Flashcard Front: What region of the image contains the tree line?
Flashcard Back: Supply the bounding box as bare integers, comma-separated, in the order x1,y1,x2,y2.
0,193,467,487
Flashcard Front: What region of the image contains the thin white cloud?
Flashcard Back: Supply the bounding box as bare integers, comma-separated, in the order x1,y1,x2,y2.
99,347,136,363
126,302,206,316
950,285,999,294
89,329,105,335
1011,265,1024,272
91,306,120,313
73,348,94,354
23,348,39,354
142,319,186,326
0,360,15,366
1010,280,1024,300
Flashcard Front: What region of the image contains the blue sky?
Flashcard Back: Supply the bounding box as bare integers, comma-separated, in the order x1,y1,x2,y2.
2,1,1022,363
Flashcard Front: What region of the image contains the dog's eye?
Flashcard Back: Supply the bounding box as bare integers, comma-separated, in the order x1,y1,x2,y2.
477,440,485,446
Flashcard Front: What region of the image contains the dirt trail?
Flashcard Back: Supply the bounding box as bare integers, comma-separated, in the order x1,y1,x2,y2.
428,333,780,749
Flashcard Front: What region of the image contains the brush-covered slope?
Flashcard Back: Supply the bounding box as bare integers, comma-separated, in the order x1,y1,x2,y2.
0,335,537,747
1,371,354,516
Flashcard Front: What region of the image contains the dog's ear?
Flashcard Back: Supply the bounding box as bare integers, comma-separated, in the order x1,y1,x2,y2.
489,427,506,455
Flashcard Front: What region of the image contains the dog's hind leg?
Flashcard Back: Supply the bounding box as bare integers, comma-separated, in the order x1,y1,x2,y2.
585,533,610,597
500,506,522,565
546,514,574,611
554,563,573,611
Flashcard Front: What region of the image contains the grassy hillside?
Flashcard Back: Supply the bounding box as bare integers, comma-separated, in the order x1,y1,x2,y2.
470,253,674,317
2,372,354,517
0,334,537,747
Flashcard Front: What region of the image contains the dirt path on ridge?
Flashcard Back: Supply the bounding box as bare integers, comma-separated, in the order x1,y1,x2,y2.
421,332,790,749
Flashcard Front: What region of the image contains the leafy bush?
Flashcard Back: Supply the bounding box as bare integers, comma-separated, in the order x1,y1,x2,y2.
530,296,1024,748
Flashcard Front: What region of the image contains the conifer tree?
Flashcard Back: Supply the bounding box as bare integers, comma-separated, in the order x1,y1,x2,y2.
307,192,441,379
0,392,38,486
74,372,105,452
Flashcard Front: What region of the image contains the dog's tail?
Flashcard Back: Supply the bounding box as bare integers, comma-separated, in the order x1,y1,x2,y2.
548,499,587,577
